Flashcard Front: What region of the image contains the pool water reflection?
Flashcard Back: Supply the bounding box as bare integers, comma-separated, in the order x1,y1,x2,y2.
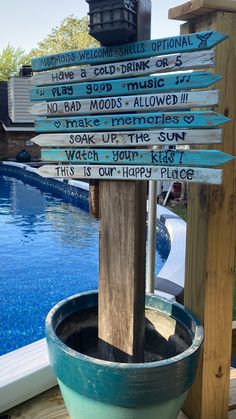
0,176,166,355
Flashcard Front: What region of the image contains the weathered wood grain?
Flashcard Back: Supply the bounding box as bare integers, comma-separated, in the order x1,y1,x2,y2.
34,111,230,133
37,164,223,184
40,148,234,167
30,72,221,101
180,12,236,419
31,31,227,71
169,0,236,21
30,50,215,86
30,90,219,116
97,0,150,364
99,181,147,362
89,180,99,218
31,128,223,148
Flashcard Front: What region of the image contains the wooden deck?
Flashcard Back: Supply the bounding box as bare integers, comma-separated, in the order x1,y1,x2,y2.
3,370,236,419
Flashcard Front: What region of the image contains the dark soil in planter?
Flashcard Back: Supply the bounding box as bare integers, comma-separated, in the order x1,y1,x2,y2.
55,307,192,363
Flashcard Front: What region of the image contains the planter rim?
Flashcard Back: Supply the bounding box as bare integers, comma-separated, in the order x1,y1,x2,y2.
46,290,203,370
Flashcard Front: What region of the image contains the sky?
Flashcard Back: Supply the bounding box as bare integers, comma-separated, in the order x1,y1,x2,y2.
0,0,185,53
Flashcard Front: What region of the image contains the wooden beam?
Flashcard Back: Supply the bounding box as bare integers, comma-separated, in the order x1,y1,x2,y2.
89,180,99,218
98,0,151,363
180,11,236,419
169,0,236,21
99,181,147,362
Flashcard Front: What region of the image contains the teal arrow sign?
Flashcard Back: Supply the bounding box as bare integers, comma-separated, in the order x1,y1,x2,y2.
40,148,234,167
30,72,221,101
34,111,230,133
31,31,228,72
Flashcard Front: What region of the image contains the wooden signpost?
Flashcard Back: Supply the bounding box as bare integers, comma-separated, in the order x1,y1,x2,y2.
29,71,221,101
30,10,234,367
171,4,236,418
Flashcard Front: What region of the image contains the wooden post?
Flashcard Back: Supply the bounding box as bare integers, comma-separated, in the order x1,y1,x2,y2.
169,3,236,418
98,0,151,363
89,180,99,218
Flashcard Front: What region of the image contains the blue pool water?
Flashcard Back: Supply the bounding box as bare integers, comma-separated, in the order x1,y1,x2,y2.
0,175,168,356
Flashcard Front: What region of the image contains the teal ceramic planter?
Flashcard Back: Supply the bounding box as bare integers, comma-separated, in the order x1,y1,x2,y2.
46,291,203,419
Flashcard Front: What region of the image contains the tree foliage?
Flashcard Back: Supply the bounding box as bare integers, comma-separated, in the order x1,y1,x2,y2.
0,16,97,80
0,44,28,80
28,16,99,59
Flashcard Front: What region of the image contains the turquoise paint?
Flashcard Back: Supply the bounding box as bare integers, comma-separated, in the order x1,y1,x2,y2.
32,31,227,71
41,148,234,167
58,379,187,419
30,72,221,101
46,291,203,418
35,111,230,133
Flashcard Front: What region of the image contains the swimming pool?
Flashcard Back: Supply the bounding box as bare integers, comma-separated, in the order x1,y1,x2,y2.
0,171,169,356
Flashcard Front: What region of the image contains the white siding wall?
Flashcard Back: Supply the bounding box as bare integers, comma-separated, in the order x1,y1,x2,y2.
8,77,34,123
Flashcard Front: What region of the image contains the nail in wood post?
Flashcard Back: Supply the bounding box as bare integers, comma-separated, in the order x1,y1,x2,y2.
98,0,151,363
168,3,236,418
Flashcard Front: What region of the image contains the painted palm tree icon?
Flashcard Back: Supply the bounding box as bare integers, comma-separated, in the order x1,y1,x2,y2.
196,32,213,48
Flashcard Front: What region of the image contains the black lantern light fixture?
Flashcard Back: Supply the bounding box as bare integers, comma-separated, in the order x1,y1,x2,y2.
86,0,137,45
